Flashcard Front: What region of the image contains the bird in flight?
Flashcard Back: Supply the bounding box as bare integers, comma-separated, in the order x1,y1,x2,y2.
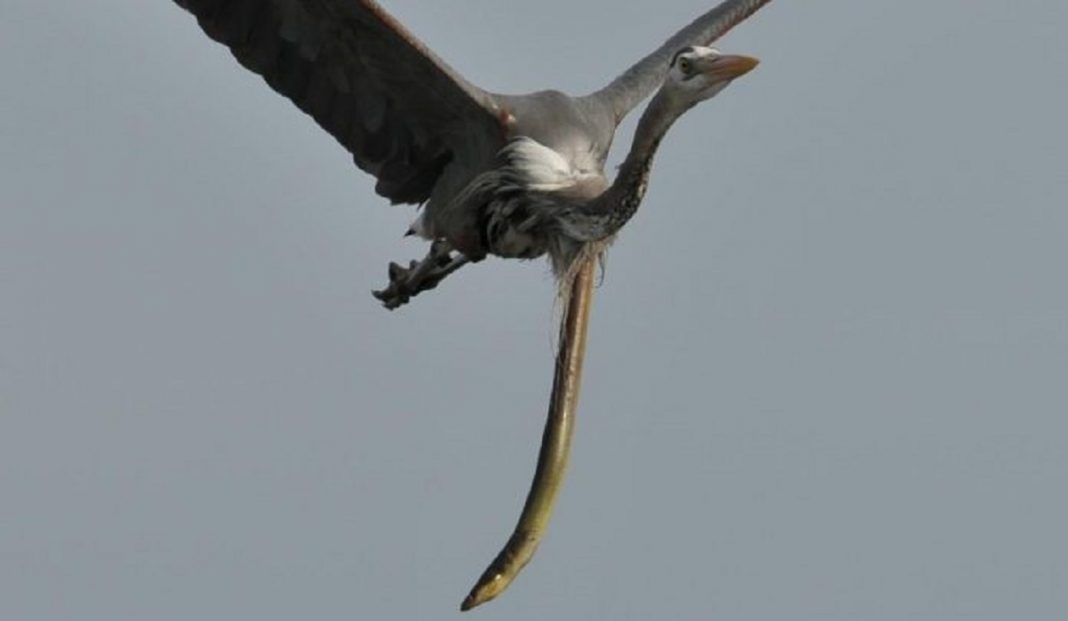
172,0,772,609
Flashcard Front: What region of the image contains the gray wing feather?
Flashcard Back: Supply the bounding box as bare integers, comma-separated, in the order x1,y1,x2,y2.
174,0,506,205
586,0,773,122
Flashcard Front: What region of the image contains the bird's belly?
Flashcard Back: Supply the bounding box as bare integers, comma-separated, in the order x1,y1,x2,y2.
484,199,548,260
490,226,545,259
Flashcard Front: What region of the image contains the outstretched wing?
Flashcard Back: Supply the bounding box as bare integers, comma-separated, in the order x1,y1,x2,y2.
589,0,773,120
175,0,506,204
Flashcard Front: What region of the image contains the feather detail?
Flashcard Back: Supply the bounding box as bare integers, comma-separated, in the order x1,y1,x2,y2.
500,138,599,192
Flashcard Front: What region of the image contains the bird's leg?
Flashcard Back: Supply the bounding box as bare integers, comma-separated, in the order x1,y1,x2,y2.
372,240,471,310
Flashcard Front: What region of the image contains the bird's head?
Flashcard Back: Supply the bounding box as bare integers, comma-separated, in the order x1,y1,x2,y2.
666,46,759,104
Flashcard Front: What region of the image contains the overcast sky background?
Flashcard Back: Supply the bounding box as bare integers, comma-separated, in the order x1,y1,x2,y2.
3,1,1067,619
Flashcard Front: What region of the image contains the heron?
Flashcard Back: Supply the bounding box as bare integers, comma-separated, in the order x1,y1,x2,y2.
173,0,771,609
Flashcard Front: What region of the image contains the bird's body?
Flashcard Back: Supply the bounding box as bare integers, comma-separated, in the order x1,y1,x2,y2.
176,0,770,297
171,0,773,609
394,87,620,273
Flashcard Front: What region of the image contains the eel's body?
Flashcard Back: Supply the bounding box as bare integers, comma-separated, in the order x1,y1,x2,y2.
461,257,597,610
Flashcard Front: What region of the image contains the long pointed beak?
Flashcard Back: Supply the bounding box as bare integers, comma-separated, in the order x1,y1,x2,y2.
700,54,760,82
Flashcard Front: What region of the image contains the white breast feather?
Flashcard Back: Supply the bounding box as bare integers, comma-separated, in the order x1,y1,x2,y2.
504,138,596,192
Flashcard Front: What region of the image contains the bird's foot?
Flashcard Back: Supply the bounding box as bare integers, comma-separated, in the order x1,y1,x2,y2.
372,240,470,310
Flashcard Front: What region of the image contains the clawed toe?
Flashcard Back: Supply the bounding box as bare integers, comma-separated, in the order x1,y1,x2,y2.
373,242,471,310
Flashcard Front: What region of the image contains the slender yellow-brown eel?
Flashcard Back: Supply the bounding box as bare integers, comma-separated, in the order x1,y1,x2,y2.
460,256,597,611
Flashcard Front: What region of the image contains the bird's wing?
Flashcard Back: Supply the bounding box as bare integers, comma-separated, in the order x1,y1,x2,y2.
588,0,773,121
175,0,506,205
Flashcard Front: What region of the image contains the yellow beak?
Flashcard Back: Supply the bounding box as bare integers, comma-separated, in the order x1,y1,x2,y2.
700,54,760,82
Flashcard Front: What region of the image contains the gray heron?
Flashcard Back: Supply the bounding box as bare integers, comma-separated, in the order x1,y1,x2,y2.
172,0,771,609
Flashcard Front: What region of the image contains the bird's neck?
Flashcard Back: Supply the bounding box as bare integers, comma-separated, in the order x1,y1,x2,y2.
567,92,683,241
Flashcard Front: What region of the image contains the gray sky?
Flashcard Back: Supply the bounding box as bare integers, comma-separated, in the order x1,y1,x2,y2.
3,1,1067,619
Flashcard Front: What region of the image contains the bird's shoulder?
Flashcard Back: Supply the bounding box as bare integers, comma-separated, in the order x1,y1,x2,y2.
497,90,615,175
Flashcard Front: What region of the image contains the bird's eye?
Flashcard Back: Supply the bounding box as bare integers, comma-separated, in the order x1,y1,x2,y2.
678,58,692,74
